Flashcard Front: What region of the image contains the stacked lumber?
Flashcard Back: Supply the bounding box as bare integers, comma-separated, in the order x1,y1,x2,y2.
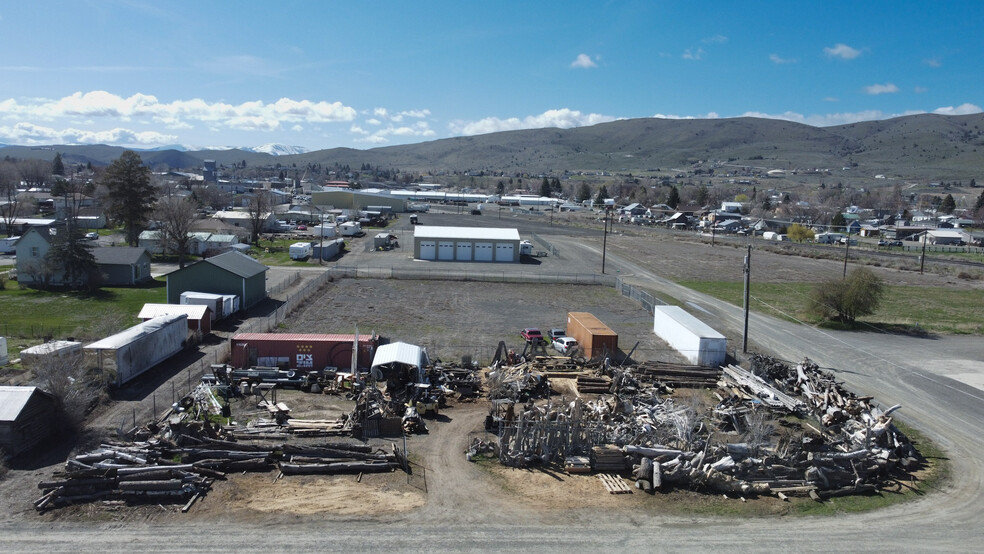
564,456,591,474
576,375,612,394
591,445,625,472
629,361,721,388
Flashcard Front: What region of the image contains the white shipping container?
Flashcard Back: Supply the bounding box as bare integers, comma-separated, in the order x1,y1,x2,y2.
311,224,337,238
84,314,188,387
653,306,727,367
180,291,225,321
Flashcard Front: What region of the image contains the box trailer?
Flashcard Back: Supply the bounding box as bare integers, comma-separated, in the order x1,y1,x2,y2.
339,221,363,236
180,291,225,321
19,340,83,369
652,305,727,367
0,236,19,254
566,312,618,360
289,242,312,260
84,314,188,387
312,224,337,238
230,333,378,371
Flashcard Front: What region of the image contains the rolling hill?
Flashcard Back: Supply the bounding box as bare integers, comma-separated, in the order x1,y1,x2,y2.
3,113,984,182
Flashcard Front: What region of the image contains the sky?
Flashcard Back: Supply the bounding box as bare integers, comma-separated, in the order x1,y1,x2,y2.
0,0,982,152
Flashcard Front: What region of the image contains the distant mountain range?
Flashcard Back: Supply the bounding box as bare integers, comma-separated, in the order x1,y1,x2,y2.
2,113,983,182
143,143,308,156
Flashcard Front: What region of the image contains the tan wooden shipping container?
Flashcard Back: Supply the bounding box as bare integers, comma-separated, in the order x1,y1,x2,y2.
566,312,618,360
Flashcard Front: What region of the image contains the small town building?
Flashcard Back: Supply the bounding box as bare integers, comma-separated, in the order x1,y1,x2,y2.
165,251,268,308
0,386,58,456
93,247,152,286
413,226,521,262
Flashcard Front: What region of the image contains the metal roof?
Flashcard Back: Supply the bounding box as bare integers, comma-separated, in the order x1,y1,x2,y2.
654,305,726,339
371,342,429,369
413,226,520,241
138,303,209,320
0,386,51,422
201,250,267,278
85,314,187,350
19,341,82,356
232,333,375,343
93,247,149,266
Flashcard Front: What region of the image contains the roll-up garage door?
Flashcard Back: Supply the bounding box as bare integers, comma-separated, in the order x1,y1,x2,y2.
495,243,514,262
419,240,436,260
474,243,494,261
438,241,455,260
456,242,473,261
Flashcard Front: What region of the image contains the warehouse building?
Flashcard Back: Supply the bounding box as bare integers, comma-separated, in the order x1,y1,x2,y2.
413,226,521,262
312,190,407,212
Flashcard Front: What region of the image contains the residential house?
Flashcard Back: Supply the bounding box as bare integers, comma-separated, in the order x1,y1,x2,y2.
93,247,152,286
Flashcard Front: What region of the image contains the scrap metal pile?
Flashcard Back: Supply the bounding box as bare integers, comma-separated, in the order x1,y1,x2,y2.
485,354,920,499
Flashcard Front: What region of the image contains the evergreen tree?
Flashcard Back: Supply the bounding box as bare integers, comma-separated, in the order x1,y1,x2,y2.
695,184,709,206
103,151,155,246
831,212,847,231
595,185,609,204
46,225,96,289
975,190,984,212
52,153,65,176
940,193,956,214
540,177,551,198
576,183,592,203
667,186,681,209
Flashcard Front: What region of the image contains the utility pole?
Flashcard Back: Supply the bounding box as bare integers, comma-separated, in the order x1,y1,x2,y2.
842,234,850,278
742,245,751,354
920,232,927,274
601,210,610,273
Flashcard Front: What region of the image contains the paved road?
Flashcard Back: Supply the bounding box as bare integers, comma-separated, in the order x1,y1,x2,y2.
3,218,983,551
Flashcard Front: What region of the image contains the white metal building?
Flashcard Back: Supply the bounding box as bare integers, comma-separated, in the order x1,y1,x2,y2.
413,226,521,263
653,306,727,367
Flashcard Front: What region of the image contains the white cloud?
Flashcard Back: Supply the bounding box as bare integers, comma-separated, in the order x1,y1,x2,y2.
769,54,797,64
366,118,382,125
682,48,704,61
933,103,982,116
924,57,942,68
914,86,928,94
570,53,597,68
651,112,720,120
352,120,435,144
703,35,728,44
823,43,861,60
863,83,899,95
291,124,304,132
449,108,616,136
0,121,176,145
0,91,357,132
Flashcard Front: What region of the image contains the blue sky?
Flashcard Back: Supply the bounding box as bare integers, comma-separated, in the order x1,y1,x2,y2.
0,0,981,151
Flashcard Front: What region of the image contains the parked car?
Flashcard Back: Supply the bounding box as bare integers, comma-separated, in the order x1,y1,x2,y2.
521,328,544,343
552,337,579,355
547,328,566,341
84,232,99,240
877,239,887,246
470,209,482,215
296,225,307,231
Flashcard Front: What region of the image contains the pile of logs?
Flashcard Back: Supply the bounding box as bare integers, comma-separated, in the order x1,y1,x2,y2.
36,443,221,512
279,442,401,475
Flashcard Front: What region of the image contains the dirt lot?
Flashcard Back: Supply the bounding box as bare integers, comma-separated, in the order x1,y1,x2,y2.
0,216,970,526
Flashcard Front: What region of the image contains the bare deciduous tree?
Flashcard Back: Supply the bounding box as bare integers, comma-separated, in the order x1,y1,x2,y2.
32,353,104,433
0,161,21,237
246,189,271,245
154,196,199,268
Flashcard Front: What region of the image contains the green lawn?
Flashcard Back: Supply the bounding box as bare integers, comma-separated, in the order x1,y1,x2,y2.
249,237,343,266
0,277,168,341
679,280,984,335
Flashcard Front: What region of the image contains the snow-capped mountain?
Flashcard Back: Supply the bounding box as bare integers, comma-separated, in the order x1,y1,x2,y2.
242,143,308,156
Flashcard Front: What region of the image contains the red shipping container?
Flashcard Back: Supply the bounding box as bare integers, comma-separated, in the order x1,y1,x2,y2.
230,333,378,371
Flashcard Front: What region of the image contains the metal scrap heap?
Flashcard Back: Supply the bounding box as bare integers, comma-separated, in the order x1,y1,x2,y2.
485,354,920,499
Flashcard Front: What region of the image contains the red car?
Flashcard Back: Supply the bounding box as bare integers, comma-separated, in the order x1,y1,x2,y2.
521,328,544,343
297,224,307,231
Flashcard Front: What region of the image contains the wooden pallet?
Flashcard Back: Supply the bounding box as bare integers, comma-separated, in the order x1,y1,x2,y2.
598,473,632,494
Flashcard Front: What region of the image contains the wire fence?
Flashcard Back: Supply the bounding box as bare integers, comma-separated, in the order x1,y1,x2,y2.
615,277,671,315
322,265,615,286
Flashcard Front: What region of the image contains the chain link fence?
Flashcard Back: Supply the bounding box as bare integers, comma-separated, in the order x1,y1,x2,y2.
615,277,670,315
323,265,614,286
